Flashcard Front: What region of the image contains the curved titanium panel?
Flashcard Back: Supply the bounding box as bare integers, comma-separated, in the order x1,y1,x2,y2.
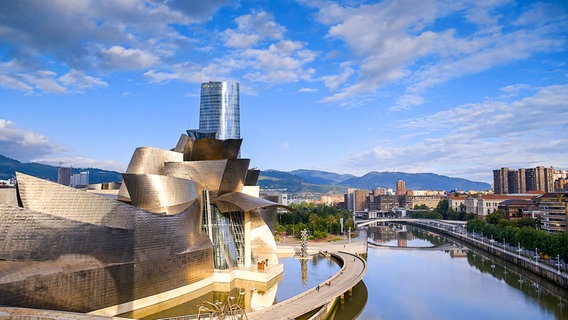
173,134,190,153
189,138,242,161
122,173,199,215
8,175,209,260
0,204,133,263
164,160,227,192
218,159,250,196
249,210,279,267
16,172,135,230
214,192,289,213
118,147,183,201
245,169,260,186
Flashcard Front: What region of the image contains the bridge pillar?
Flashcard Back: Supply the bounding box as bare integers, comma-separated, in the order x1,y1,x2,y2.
340,293,344,303
349,287,353,296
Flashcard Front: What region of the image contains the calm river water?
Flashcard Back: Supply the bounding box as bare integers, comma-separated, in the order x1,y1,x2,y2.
131,223,567,319
339,224,567,319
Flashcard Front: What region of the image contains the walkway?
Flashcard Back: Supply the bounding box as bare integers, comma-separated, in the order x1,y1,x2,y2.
247,251,367,320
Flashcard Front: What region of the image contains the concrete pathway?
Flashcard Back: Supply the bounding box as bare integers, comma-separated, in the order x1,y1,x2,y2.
247,251,367,320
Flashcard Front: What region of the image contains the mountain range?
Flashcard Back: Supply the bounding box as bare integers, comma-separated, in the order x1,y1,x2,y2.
0,154,122,184
0,154,490,192
258,169,490,193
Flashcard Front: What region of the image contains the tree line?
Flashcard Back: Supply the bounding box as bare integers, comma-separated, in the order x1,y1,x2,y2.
466,210,568,261
275,202,355,239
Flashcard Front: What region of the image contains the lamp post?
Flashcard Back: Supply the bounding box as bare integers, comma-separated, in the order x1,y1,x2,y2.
556,254,562,274
517,243,522,257
534,247,539,265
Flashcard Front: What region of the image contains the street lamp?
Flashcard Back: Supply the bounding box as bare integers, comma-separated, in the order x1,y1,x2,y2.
517,243,522,257
556,254,563,274
534,247,539,264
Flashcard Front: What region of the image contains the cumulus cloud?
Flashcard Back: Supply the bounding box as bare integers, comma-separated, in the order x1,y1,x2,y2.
308,0,568,106
0,0,231,93
98,46,160,70
59,69,107,89
223,11,285,48
341,84,568,182
0,119,65,162
0,119,126,172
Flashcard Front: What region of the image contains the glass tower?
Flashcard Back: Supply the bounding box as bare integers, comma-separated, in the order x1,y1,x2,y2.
199,81,240,140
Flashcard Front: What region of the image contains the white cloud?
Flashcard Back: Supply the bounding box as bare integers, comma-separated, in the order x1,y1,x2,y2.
321,62,354,90
98,46,159,70
299,87,318,93
0,119,126,172
223,11,285,48
307,0,567,107
0,119,65,162
59,69,107,89
0,74,33,92
341,84,568,182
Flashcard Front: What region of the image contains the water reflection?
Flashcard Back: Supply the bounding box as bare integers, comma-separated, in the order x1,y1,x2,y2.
119,276,281,319
354,222,567,320
368,223,449,248
122,222,567,320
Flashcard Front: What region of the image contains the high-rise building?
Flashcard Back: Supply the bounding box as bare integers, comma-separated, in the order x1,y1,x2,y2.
507,168,526,194
70,171,89,188
493,167,509,194
57,167,72,186
396,180,406,196
526,166,554,192
494,166,556,194
199,81,240,140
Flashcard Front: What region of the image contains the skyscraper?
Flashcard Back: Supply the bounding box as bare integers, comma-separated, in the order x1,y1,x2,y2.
199,81,240,140
396,180,406,196
57,167,72,186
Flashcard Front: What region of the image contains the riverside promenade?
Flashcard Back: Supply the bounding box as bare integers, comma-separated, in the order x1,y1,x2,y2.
248,231,368,320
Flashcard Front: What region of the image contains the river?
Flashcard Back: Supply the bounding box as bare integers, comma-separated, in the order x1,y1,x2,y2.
334,223,568,319
126,223,567,319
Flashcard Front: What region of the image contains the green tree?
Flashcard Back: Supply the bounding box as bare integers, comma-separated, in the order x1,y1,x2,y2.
326,215,335,233
486,210,505,225
309,213,319,234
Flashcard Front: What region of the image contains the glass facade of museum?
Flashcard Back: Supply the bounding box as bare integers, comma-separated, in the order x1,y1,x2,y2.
202,201,245,269
199,81,240,140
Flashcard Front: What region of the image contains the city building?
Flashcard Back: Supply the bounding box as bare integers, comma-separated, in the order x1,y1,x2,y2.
70,171,89,188
493,166,556,194
526,166,554,193
449,195,467,212
199,81,240,140
0,132,285,315
404,195,446,209
57,166,72,186
396,180,406,196
493,167,509,194
498,199,539,220
537,193,568,233
507,168,526,194
464,194,540,216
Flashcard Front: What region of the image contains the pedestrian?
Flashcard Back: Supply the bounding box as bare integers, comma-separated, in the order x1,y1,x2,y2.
316,284,320,292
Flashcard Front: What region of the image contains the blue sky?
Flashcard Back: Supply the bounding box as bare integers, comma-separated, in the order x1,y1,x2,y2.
1,0,567,183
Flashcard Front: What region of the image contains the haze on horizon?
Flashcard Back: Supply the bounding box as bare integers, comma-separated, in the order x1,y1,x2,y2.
1,0,567,183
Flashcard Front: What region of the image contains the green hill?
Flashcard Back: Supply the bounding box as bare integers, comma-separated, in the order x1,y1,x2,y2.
0,154,122,183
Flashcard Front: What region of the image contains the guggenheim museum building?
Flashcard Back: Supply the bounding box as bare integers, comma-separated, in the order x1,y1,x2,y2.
0,129,287,316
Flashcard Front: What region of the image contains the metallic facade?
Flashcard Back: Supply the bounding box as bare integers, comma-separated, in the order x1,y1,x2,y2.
199,81,240,140
0,132,284,314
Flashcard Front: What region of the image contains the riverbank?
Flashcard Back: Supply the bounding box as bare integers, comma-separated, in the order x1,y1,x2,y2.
400,219,568,289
